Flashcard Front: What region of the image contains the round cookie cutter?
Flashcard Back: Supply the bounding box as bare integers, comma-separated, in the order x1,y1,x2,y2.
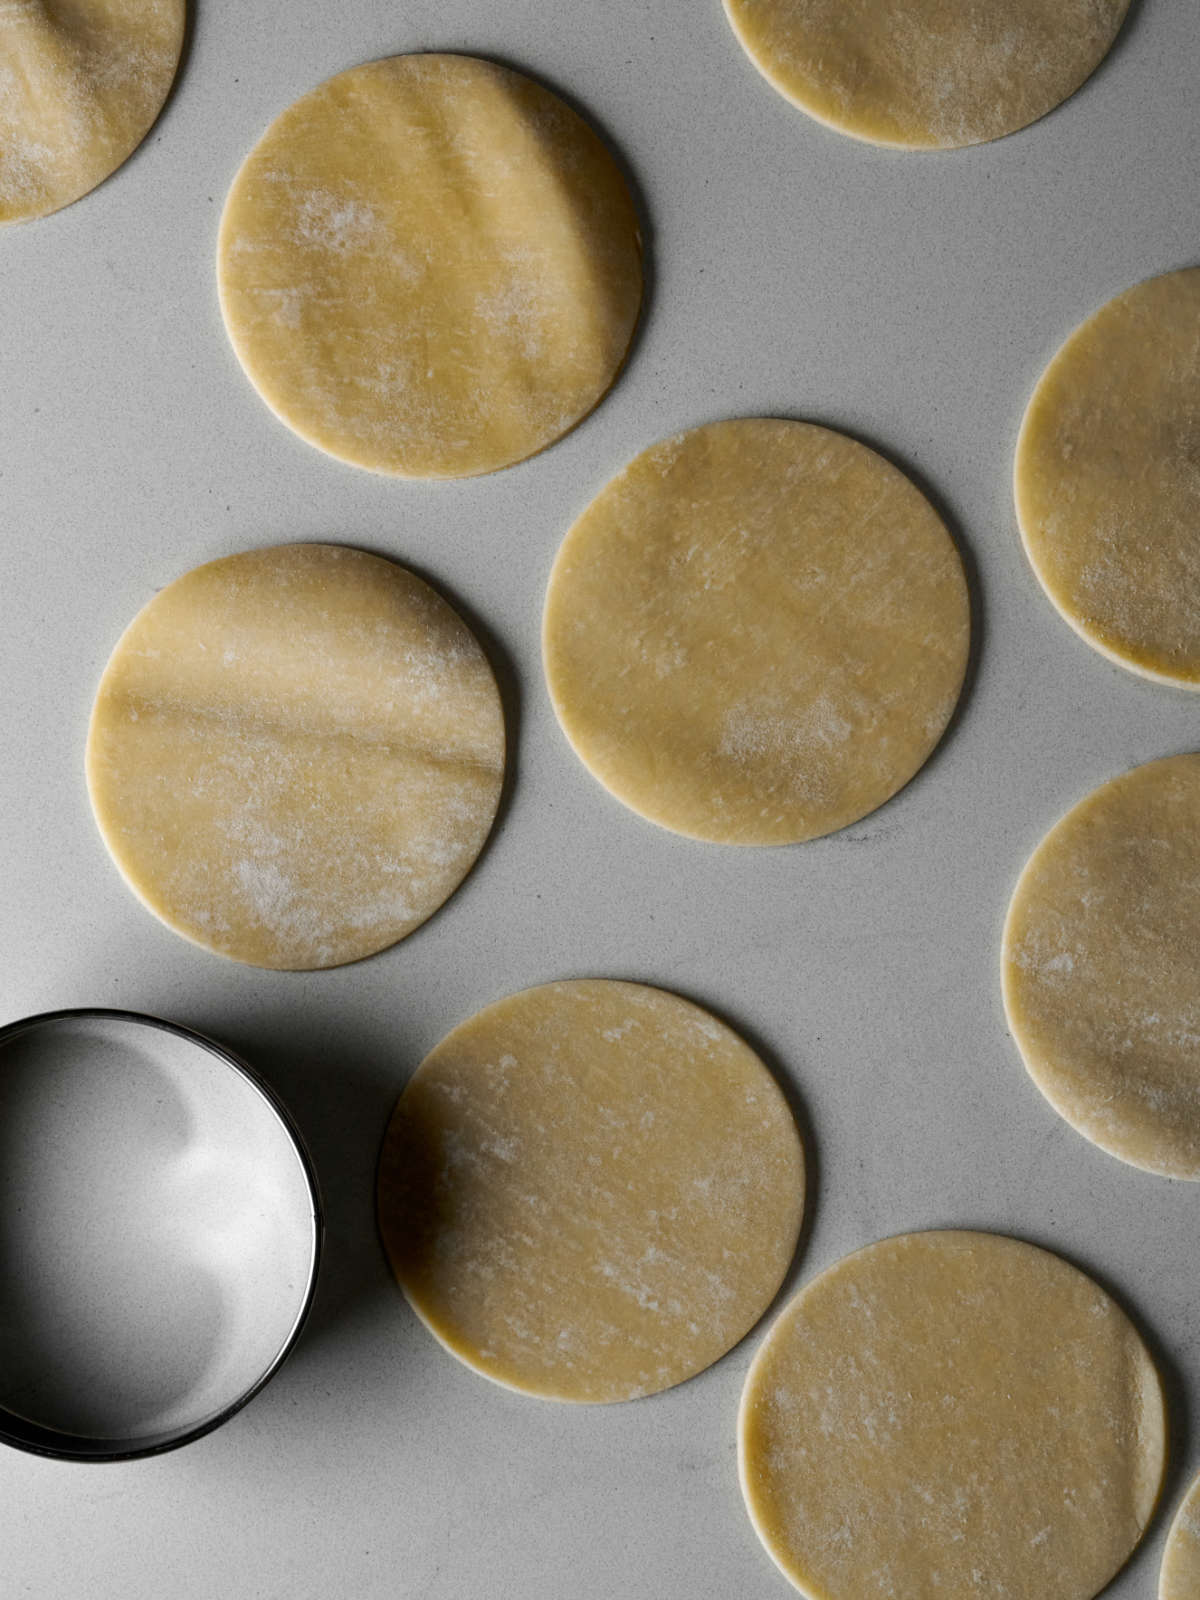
0,1010,322,1460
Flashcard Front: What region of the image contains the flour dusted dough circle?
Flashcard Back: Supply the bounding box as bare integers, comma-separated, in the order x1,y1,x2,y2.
1003,754,1200,1179
0,0,184,224
377,979,805,1402
723,0,1129,150
542,418,969,845
216,53,643,479
1015,269,1200,687
86,544,504,970
740,1231,1165,1600
1161,1471,1200,1600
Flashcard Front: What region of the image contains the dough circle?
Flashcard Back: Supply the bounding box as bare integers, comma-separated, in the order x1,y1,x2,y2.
1161,1471,1200,1600
216,53,643,479
1003,754,1200,1179
0,0,184,224
542,418,969,845
722,0,1130,150
740,1230,1166,1600
377,979,805,1402
86,544,504,970
1015,268,1200,688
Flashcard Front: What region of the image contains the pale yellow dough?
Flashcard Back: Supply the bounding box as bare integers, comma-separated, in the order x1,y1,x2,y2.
1015,269,1200,688
1003,754,1200,1179
217,53,643,479
86,544,504,970
0,0,183,223
542,418,969,845
723,0,1129,150
740,1231,1166,1600
377,979,805,1402
1161,1471,1200,1600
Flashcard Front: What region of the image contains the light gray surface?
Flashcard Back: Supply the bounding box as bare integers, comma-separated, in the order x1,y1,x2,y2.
1,0,1197,1592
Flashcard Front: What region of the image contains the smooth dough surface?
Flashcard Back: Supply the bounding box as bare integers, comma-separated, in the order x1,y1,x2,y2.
740,1231,1166,1600
0,0,183,223
1161,1471,1200,1600
217,53,643,479
543,418,969,845
1003,754,1200,1179
723,0,1129,150
1015,268,1200,688
86,544,504,970
377,979,805,1402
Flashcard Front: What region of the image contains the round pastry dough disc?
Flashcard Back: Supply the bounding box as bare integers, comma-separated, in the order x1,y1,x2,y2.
377,979,805,1402
86,544,505,970
1161,1471,1200,1600
1015,268,1200,688
0,0,184,224
740,1231,1166,1600
1003,754,1200,1179
723,0,1130,150
543,418,969,845
217,53,643,479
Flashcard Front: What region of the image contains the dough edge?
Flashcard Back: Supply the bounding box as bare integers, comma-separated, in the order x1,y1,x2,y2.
1000,754,1200,1180
0,0,187,224
214,52,644,480
1013,274,1200,692
720,0,1129,152
541,417,970,846
378,977,806,1402
84,543,505,971
737,1229,1168,1597
1160,1470,1200,1600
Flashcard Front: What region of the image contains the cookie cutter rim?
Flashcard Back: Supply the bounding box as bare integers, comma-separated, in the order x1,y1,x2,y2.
0,1007,323,1462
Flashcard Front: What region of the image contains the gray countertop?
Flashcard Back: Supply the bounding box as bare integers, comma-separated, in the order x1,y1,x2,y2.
2,0,1198,1593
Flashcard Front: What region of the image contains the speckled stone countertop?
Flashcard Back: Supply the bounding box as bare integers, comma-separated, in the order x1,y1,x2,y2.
2,0,1198,1593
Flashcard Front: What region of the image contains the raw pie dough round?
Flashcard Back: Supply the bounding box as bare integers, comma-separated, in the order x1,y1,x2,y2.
1015,268,1200,687
86,544,504,970
740,1231,1166,1600
543,418,969,845
217,53,643,479
1161,1471,1200,1600
1003,754,1200,1179
377,979,805,1402
723,0,1130,150
0,0,184,224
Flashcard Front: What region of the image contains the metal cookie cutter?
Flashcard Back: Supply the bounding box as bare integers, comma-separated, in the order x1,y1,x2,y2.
0,1010,322,1459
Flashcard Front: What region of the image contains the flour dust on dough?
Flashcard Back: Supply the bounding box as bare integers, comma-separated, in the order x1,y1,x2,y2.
217,53,643,479
740,1230,1165,1600
0,0,184,223
543,417,969,846
1004,753,1200,1179
1161,1470,1200,1600
723,0,1130,150
377,979,805,1402
1015,268,1200,688
86,544,505,970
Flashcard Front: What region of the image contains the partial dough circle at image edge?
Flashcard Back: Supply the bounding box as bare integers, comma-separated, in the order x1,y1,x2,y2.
86,544,505,970
1014,267,1200,688
377,979,806,1402
1160,1470,1200,1600
216,53,643,478
1003,753,1200,1179
0,0,186,224
543,417,970,845
739,1230,1166,1600
722,0,1131,150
